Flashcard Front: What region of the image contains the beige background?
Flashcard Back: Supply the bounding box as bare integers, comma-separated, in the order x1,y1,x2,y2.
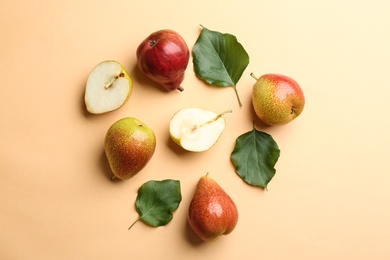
1,0,390,259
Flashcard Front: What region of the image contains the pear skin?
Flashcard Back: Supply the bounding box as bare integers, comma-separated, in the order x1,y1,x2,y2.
104,117,156,180
188,174,238,242
251,73,305,125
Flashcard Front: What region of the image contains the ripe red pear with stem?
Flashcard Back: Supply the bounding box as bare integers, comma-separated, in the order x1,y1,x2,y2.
137,29,190,92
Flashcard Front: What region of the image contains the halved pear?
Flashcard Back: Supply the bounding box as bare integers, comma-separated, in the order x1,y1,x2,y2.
84,60,133,114
169,108,232,152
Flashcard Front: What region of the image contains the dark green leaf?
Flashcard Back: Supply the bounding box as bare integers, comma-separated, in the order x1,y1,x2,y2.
192,26,249,107
130,179,182,229
231,127,280,188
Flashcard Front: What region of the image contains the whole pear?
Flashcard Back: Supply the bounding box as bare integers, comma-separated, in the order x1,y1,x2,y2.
136,29,189,92
251,73,305,125
104,117,156,180
188,173,238,242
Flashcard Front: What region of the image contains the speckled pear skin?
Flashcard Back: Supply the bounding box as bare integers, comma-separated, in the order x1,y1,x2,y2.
104,117,156,180
188,174,239,242
252,73,305,125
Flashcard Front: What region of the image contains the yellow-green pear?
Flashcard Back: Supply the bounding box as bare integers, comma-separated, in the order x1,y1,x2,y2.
104,117,156,180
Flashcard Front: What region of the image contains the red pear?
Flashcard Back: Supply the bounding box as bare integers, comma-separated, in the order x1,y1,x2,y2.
136,29,189,92
188,174,238,242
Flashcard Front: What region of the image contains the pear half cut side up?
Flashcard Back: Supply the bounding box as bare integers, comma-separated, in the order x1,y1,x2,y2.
169,108,232,152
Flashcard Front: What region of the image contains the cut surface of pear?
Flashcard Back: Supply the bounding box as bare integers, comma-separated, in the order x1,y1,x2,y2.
169,108,231,152
85,60,133,114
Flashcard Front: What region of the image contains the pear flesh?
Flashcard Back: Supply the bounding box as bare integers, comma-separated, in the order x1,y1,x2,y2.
85,60,133,114
104,117,156,180
188,174,239,242
169,108,231,152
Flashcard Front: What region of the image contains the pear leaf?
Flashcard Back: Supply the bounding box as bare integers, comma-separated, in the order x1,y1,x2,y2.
231,126,280,189
129,179,182,229
192,26,249,107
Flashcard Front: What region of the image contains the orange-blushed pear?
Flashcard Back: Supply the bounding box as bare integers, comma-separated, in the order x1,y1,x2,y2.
188,173,239,242
251,73,305,125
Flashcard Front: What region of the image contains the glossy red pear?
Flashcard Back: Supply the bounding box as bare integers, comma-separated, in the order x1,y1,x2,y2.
136,29,189,91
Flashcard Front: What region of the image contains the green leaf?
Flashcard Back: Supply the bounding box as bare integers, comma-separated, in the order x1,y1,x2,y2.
231,127,280,188
129,179,182,229
192,26,249,107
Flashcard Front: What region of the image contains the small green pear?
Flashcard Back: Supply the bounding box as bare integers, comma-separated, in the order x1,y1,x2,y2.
251,73,305,125
188,173,239,242
104,117,156,180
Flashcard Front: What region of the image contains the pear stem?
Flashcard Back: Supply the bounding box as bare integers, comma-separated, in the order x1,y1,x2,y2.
128,218,140,230
216,109,233,119
233,87,242,107
250,72,258,81
177,86,184,92
192,109,232,131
